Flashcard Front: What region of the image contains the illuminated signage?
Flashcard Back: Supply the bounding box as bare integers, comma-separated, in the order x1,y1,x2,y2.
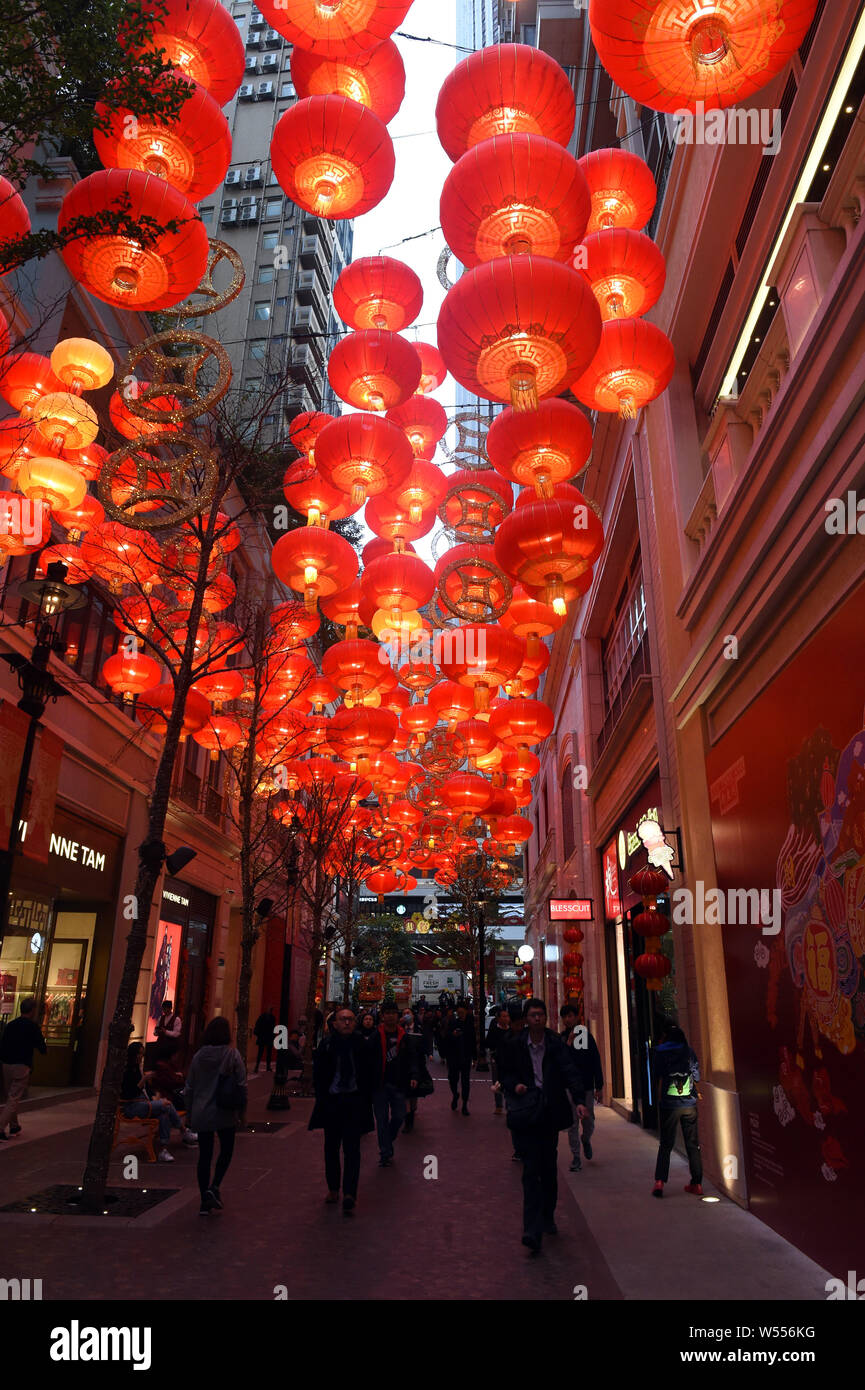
548,898,593,920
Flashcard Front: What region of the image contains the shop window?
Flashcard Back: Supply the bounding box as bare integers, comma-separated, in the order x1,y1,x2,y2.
560,764,575,862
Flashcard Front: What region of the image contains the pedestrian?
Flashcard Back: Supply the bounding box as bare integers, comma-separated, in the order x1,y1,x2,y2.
420,1006,436,1060
401,1012,433,1132
151,1039,191,1117
0,997,46,1140
367,1002,420,1166
440,999,477,1115
253,1006,277,1073
154,999,182,1042
309,1005,375,1215
120,1043,196,1161
503,999,527,1159
559,1004,604,1172
499,998,587,1255
651,1024,703,1198
297,1016,308,1050
184,1016,247,1215
486,1005,512,1116
358,1010,376,1039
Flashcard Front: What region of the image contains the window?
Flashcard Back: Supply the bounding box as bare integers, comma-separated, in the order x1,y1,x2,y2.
560,765,575,862
199,206,214,223
265,196,283,217
248,340,267,361
275,295,288,307
602,565,647,707
256,265,274,283
269,169,280,185
253,303,270,320
263,414,276,427
244,376,262,389
280,81,295,98
261,231,279,250
542,782,549,845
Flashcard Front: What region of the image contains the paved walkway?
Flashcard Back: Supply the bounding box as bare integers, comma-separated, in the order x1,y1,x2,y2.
0,1066,832,1301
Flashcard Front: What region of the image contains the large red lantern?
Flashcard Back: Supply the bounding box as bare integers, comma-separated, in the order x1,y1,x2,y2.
81,521,161,589
489,697,554,748
282,460,354,526
290,38,406,124
327,706,397,773
436,43,576,162
0,178,30,267
193,714,245,760
414,342,446,396
386,395,447,461
495,494,604,615
440,133,590,266
271,95,395,219
129,0,245,105
572,318,675,419
0,354,63,415
441,774,494,818
135,685,211,739
271,599,320,647
258,0,412,58
437,256,602,411
634,952,672,991
271,525,358,610
428,680,475,729
315,411,414,506
365,494,436,547
288,411,334,465
102,650,162,700
94,78,232,200
322,638,389,704
486,398,592,499
578,149,657,235
361,551,435,623
500,583,563,655
395,459,447,526
579,229,666,321
0,491,51,563
588,0,817,115
328,329,421,412
58,171,208,311
440,624,525,712
334,256,422,332
319,579,364,637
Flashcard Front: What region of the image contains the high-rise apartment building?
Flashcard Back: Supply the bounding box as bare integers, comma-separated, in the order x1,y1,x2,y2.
456,0,516,53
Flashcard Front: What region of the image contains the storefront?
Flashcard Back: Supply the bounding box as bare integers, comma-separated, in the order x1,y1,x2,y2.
146,877,218,1059
0,806,123,1087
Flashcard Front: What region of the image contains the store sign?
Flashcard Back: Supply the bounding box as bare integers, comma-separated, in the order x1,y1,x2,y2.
163,889,190,908
603,841,622,919
548,898,592,920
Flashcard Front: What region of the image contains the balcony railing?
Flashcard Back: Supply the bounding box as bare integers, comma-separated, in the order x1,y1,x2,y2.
596,630,652,758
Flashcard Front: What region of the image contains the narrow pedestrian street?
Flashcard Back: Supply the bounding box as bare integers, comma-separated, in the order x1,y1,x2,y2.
0,1074,830,1302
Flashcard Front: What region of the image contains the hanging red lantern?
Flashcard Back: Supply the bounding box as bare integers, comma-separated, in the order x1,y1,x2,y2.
282,459,354,527
0,491,51,563
588,0,817,115
428,680,475,730
327,706,397,774
271,95,395,219
579,229,666,321
441,773,494,818
59,171,209,311
258,0,412,57
629,866,669,899
500,583,563,655
494,493,604,615
290,38,406,124
634,952,672,991
361,551,435,624
135,684,211,739
328,329,421,412
440,623,526,712
322,637,389,705
94,77,232,201
270,599,320,647
487,398,592,500
386,395,447,461
363,866,402,901
414,342,446,396
334,256,422,332
440,132,590,266
563,950,582,970
0,354,63,415
191,667,245,709
320,579,365,637
0,177,30,267
500,746,539,790
437,256,602,411
315,411,414,506
394,459,447,527
489,697,554,748
578,148,657,235
271,524,358,610
288,410,334,465
36,543,93,586
129,0,245,105
562,926,584,946
572,317,675,419
436,43,575,162
365,493,436,547
400,701,436,745
0,418,39,483
489,814,532,847
193,714,245,760
61,441,109,483
102,650,163,700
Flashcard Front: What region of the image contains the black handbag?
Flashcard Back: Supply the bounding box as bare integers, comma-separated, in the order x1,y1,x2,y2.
505,1086,545,1130
215,1050,247,1111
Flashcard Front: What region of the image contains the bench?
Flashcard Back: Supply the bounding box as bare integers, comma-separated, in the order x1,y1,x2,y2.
112,1106,189,1164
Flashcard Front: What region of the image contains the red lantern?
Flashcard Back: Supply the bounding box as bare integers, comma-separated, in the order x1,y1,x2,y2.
633,908,669,939
436,43,575,162
94,78,232,201
315,411,414,506
572,317,675,419
493,814,532,847
440,624,525,712
327,706,397,772
400,701,436,744
634,952,672,991
441,774,494,817
0,177,30,267
414,342,446,396
579,229,666,322
365,493,436,546
629,866,669,898
271,599,320,647
0,491,51,563
0,354,63,415
102,650,162,699
271,95,395,219
128,0,245,105
500,746,539,790
437,256,602,411
271,525,358,610
562,926,584,946
59,171,209,311
258,0,412,58
588,0,817,115
61,441,109,483
578,148,657,234
290,38,406,124
320,579,365,637
289,410,334,464
193,714,245,760
494,494,604,616
489,697,554,748
487,398,592,500
135,684,211,738
36,543,93,586
282,459,354,526
394,459,447,527
386,395,447,461
328,329,420,412
428,680,475,729
334,256,422,332
362,551,435,623
80,521,161,589
440,133,590,266
191,668,244,708
500,584,563,654
364,866,402,900
322,637,389,704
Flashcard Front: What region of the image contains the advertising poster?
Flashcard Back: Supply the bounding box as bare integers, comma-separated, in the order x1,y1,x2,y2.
705,583,865,1271
147,919,182,1042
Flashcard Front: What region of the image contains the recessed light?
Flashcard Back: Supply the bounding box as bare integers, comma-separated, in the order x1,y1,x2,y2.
754,337,760,343
823,163,831,171
845,105,854,114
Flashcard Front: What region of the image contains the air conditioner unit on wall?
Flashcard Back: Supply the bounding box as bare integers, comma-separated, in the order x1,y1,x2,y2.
238,84,255,100
224,169,242,185
257,81,275,98
221,208,238,224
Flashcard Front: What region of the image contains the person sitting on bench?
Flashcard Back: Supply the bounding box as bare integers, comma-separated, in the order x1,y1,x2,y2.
120,1042,196,1162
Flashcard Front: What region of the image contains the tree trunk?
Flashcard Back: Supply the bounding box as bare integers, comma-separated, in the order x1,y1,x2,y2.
297,915,321,1096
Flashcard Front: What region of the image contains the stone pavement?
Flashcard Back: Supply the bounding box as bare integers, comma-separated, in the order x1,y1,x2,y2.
0,1064,833,1301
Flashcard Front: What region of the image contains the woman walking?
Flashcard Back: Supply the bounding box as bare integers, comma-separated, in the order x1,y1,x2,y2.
651,1024,703,1197
184,1017,247,1216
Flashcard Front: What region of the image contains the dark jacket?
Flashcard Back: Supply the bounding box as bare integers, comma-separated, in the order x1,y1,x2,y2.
653,1040,700,1108
441,1012,477,1064
368,1024,421,1094
184,1044,247,1131
0,1016,47,1067
486,1018,512,1056
561,1025,603,1091
253,1011,276,1044
498,1027,586,1131
309,1032,375,1132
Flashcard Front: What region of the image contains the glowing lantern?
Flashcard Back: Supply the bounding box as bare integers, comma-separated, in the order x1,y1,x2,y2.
364,867,402,901
366,493,436,548
438,256,602,411
315,411,414,507
50,339,114,396
129,0,245,106
80,521,159,590
436,43,575,162
290,38,406,124
258,0,412,57
456,717,500,769
136,685,211,739
282,459,354,526
386,395,447,463
58,170,209,312
15,456,87,511
327,706,397,774
320,579,365,637
634,952,672,990
578,149,656,234
334,256,422,331
391,461,446,531
500,584,563,658
572,318,675,419
94,78,232,200
440,469,513,540
441,774,494,817
500,746,539,790
489,697,554,748
440,132,590,265
494,814,533,846
289,411,334,464
191,667,244,709
0,491,51,564
414,342,446,395
271,524,358,611
271,95,394,219
588,0,817,115
487,398,593,500
61,442,109,482
31,393,99,455
400,701,436,745
0,177,30,265
428,680,475,730
0,419,38,483
305,675,339,713
0,354,63,414
271,599,320,647
193,714,245,760
36,543,93,586
328,329,421,413
362,551,435,627
102,650,162,700
579,229,666,321
495,493,604,615
109,380,184,439
439,623,525,711
322,638,388,706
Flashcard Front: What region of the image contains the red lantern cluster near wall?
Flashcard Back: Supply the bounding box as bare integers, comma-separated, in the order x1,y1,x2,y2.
629,865,673,990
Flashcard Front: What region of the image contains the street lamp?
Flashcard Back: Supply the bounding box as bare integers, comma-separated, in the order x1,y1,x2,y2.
517,944,535,963
0,561,85,949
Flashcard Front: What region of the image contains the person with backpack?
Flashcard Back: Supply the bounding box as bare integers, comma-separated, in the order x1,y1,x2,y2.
651,1024,703,1197
184,1016,247,1215
367,1003,420,1166
440,999,477,1115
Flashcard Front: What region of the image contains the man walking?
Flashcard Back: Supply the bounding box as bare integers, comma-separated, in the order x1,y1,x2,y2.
368,1003,419,1166
253,1006,277,1073
486,1006,512,1115
309,1006,375,1215
441,999,477,1115
499,998,587,1255
560,1004,603,1172
0,998,46,1139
